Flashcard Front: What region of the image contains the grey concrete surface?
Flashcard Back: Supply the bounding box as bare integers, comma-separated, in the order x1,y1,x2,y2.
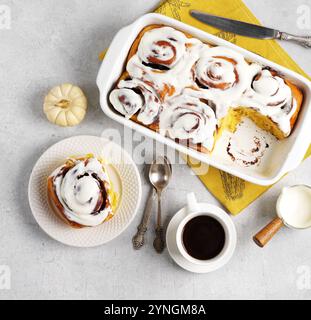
0,0,311,300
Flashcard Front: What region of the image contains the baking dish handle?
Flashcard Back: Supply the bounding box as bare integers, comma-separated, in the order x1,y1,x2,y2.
97,23,135,87
283,135,311,174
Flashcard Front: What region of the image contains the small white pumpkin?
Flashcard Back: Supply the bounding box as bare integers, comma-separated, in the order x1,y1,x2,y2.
44,83,87,127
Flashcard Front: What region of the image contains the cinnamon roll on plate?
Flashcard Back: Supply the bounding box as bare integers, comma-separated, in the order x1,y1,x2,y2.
109,24,304,155
47,154,117,229
29,136,142,247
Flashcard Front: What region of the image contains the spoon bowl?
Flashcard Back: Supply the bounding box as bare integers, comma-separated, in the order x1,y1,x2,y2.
149,158,172,192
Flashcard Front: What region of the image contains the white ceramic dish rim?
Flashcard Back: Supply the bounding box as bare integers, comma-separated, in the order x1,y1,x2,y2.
97,13,311,186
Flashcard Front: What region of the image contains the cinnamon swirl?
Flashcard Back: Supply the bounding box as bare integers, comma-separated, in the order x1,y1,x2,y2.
47,155,116,228
109,25,304,153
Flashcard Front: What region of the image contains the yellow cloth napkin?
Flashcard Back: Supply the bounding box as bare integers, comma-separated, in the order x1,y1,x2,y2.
100,0,311,215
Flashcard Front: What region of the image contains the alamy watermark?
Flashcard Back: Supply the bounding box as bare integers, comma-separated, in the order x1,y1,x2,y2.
296,265,311,290
0,265,11,290
297,4,311,30
100,127,211,175
0,4,11,30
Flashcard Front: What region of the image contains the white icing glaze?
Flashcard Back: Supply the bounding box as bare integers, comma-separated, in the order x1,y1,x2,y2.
237,70,296,136
137,26,187,67
109,88,143,117
192,46,262,119
211,118,276,172
51,158,113,227
126,27,203,103
115,79,162,125
109,26,298,150
253,74,279,96
226,134,268,167
160,94,217,151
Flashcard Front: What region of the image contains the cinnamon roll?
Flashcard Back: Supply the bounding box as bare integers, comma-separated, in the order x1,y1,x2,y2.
235,69,303,139
137,26,188,68
126,26,202,101
160,94,217,152
195,47,247,90
108,24,304,156
47,156,115,228
110,79,162,126
109,88,144,119
192,46,261,119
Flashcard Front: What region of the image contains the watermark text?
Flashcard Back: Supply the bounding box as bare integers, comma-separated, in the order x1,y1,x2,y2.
296,265,311,290
0,5,11,30
0,265,11,290
297,4,311,30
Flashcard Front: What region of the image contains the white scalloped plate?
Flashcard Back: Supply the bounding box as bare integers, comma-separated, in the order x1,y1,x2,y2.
28,135,142,247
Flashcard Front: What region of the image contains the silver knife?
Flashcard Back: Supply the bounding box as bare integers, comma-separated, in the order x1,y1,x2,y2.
190,10,311,48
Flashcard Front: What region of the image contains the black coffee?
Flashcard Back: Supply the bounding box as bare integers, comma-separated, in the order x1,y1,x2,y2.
182,215,226,260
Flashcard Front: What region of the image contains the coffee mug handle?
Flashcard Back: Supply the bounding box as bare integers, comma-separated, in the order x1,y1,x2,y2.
187,193,199,214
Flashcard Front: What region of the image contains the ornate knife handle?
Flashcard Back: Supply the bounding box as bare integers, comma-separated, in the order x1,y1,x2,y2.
132,189,155,250
277,31,311,48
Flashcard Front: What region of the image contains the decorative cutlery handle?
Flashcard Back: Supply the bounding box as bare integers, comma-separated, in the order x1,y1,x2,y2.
278,31,311,48
133,225,147,250
132,189,155,250
153,226,165,254
153,193,165,254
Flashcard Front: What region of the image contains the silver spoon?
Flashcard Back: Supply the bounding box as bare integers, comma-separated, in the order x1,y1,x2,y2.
150,156,172,253
132,157,172,250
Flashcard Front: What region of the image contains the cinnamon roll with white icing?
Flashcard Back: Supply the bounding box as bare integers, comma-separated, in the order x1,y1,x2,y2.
137,26,188,68
192,46,261,119
236,69,303,138
47,156,115,228
126,25,202,101
160,94,217,152
110,79,162,126
109,88,144,119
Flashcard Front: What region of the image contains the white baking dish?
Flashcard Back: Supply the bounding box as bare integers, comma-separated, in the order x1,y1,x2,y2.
97,13,311,186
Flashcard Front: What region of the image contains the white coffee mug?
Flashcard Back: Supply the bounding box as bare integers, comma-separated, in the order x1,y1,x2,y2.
175,193,237,271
